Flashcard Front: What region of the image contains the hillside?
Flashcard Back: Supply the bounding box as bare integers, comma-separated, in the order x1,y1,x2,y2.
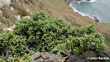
0,0,110,61
0,0,51,33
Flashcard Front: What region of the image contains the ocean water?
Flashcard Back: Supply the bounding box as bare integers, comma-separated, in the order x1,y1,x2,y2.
70,0,110,23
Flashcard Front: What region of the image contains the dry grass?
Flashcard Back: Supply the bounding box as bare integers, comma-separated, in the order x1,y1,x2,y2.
0,4,17,23
0,13,12,27
10,2,31,17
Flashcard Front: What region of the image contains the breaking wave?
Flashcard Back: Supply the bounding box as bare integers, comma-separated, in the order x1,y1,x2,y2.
90,0,96,2
69,0,97,20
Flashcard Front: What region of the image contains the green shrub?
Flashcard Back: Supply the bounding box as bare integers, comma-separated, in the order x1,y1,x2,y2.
51,33,106,56
0,31,27,56
13,11,96,52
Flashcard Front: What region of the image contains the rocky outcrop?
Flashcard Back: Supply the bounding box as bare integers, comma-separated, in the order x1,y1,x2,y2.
94,16,99,22
66,51,98,62
31,51,104,62
31,52,63,62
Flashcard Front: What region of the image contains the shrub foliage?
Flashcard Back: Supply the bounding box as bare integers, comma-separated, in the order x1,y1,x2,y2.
0,11,107,61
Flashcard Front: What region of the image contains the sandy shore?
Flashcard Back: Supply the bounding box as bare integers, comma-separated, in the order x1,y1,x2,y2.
0,0,11,7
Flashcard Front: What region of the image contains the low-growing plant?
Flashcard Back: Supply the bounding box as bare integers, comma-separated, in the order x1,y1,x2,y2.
45,54,49,58
51,33,106,57
13,11,96,52
57,59,61,62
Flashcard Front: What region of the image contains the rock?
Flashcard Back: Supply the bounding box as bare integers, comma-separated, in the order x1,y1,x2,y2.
40,52,50,58
66,55,88,62
94,16,99,22
66,51,98,62
31,52,62,62
64,50,72,56
68,55,79,61
31,52,41,62
22,16,31,19
0,0,11,7
36,58,44,62
85,51,98,57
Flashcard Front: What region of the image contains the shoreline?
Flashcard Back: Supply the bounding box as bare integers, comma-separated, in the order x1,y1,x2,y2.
66,0,99,22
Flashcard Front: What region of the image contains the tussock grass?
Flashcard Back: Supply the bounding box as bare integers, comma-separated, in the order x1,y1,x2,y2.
0,14,12,27
10,3,30,16
0,4,17,23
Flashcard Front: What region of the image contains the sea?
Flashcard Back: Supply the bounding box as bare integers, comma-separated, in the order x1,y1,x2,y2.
70,0,110,23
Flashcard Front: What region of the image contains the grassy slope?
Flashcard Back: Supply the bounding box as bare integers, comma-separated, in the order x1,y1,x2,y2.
41,0,96,25
41,0,110,32
40,0,110,54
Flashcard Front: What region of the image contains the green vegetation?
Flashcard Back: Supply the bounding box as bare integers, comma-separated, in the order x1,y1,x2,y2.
0,11,107,61
51,33,106,56
45,54,49,58
57,59,61,62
